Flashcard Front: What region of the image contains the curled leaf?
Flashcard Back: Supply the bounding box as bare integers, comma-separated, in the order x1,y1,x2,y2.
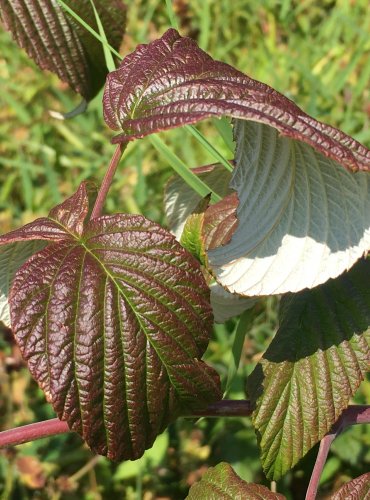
0,0,127,101
205,121,370,296
0,183,221,460
103,29,370,173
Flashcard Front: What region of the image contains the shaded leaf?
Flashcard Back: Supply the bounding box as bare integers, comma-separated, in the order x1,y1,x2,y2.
206,120,370,295
187,462,285,499
0,0,126,101
210,283,257,324
0,183,221,460
330,472,370,499
164,163,233,240
165,165,254,322
0,241,45,327
103,29,370,173
247,258,370,480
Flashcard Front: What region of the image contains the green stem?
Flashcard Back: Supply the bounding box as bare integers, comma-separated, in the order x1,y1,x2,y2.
90,143,127,219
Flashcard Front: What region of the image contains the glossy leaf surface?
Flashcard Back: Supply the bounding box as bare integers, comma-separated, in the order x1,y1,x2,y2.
330,472,370,499
187,462,285,499
103,29,370,173
247,258,370,480
0,241,45,327
0,0,126,100
206,120,370,295
0,183,221,460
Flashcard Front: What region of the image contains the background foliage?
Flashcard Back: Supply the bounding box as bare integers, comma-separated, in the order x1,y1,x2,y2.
0,0,369,498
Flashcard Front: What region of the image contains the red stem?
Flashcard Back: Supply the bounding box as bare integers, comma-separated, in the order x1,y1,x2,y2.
305,404,370,499
0,400,251,449
90,142,126,219
0,418,69,448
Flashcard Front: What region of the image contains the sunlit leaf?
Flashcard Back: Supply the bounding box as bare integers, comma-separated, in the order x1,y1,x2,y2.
247,258,370,480
103,29,370,173
0,183,221,460
329,472,370,499
206,121,370,295
0,0,126,100
187,462,285,499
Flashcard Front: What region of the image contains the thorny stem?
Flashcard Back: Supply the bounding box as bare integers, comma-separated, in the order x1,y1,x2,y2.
305,405,370,500
90,142,127,219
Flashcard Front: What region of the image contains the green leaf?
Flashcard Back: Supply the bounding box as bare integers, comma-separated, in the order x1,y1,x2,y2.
329,472,370,499
187,462,285,499
207,120,370,296
247,258,370,480
0,183,221,460
0,0,126,101
0,241,45,327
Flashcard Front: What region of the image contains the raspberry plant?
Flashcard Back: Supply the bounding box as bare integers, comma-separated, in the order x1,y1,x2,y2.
0,1,369,498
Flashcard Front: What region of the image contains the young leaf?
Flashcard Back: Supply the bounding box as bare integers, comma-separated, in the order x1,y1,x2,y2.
187,462,285,499
0,0,126,101
329,472,370,499
205,120,370,296
103,29,370,173
247,258,370,480
0,183,221,461
0,241,45,327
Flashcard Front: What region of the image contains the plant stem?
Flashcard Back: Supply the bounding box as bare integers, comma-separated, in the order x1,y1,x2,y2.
0,401,251,449
305,405,370,500
90,143,126,219
0,419,69,448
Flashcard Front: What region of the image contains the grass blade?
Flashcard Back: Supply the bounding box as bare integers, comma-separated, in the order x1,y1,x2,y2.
149,135,221,202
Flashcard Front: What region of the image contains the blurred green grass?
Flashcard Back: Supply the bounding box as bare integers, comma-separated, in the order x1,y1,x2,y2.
0,1,369,499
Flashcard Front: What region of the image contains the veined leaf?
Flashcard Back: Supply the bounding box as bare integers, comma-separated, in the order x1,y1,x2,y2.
187,462,285,499
0,183,221,460
0,241,45,327
103,29,370,173
206,121,370,296
0,0,126,101
247,258,370,480
330,472,370,499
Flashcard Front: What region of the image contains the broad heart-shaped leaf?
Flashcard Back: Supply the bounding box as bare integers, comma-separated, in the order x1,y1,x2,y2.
0,0,126,101
103,28,370,173
0,183,221,461
246,258,370,480
0,241,45,327
187,462,285,499
205,120,370,296
330,472,370,499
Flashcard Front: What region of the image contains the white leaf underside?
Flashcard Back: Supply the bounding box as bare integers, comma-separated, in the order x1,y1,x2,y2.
0,241,45,327
208,120,370,296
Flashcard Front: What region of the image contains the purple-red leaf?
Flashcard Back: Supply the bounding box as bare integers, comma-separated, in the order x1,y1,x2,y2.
329,472,370,499
103,29,370,173
0,183,221,460
0,0,127,101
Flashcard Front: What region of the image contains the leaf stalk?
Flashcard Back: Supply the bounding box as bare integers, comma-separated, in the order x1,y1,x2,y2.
91,142,127,219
